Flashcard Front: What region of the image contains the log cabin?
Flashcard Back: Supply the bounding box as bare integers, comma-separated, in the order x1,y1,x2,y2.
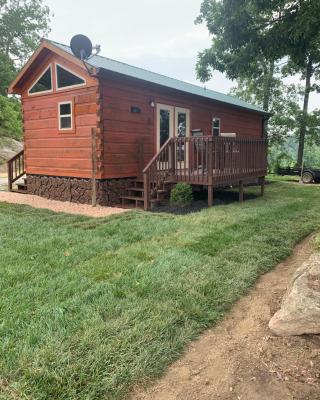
8,38,269,210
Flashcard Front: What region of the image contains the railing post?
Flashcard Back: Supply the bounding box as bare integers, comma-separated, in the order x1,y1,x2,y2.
170,139,175,176
143,171,150,211
7,161,12,192
138,138,144,177
208,138,213,186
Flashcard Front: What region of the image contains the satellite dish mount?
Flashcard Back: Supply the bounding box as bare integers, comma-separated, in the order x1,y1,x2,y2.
70,34,93,61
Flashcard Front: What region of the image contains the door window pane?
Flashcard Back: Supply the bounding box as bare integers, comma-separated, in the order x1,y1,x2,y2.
160,109,170,147
212,118,220,137
177,112,186,138
177,112,187,162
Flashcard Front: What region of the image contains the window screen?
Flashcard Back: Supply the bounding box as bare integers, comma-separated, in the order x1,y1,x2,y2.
29,66,52,94
56,65,85,89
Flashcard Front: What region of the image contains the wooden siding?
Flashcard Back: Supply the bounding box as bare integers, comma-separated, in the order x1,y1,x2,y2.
101,72,264,179
21,53,100,179
20,49,264,181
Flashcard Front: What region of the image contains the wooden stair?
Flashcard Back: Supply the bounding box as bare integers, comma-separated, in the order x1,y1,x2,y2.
12,177,28,194
121,178,172,209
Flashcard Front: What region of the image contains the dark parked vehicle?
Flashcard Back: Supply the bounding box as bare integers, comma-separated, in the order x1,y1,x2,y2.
277,167,320,183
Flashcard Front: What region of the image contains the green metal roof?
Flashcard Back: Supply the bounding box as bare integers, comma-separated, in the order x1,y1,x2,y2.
48,39,267,115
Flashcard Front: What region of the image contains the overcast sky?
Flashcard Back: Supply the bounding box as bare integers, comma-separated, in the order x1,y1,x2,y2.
45,0,318,109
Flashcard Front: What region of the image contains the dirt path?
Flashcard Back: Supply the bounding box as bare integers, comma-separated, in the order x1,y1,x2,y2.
132,235,320,400
0,191,128,218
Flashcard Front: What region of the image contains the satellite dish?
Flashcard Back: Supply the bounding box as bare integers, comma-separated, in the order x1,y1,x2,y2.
70,35,93,61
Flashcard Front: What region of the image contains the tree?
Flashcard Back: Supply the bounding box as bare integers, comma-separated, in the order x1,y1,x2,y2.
0,95,22,139
0,0,51,63
0,0,51,141
196,0,278,117
265,1,320,166
0,52,15,96
0,0,51,92
196,0,320,166
230,76,301,145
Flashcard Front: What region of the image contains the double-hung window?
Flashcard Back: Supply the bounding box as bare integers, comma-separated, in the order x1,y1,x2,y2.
58,101,73,131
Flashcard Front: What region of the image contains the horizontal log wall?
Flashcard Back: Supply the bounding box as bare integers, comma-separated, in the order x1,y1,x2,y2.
102,71,264,179
21,53,100,179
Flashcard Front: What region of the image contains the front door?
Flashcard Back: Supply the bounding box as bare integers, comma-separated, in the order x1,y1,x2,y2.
175,107,190,168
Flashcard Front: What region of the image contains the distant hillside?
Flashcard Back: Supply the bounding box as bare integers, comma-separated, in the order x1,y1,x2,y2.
0,137,23,168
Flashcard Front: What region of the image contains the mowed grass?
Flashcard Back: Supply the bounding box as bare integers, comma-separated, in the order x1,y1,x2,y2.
1,178,320,399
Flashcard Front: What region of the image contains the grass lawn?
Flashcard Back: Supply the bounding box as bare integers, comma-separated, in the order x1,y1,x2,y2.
1,178,320,400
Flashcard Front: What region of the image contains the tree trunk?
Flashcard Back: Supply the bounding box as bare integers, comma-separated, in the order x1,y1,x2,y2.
262,60,275,135
297,58,313,167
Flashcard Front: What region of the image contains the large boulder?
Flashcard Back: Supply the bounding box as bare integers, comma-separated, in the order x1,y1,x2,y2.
269,254,320,336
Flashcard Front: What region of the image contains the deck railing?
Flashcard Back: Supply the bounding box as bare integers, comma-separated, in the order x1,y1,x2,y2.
7,150,25,191
143,136,267,210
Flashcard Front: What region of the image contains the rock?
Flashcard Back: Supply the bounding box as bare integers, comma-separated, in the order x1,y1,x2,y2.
269,254,320,336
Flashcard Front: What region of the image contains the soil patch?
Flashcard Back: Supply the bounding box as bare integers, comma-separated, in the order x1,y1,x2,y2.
132,235,320,400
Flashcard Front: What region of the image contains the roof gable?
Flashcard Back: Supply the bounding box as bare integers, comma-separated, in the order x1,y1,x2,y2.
8,40,90,94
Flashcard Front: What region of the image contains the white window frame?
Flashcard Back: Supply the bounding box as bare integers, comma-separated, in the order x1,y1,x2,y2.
212,117,221,137
58,101,73,131
55,63,86,91
28,64,53,96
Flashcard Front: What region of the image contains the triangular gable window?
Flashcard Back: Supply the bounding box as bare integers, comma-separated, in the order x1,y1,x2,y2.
29,65,52,94
56,65,85,89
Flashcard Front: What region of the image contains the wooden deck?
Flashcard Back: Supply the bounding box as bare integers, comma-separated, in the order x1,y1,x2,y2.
143,136,268,210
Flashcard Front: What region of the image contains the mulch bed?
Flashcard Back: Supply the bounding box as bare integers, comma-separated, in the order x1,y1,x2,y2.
152,188,258,215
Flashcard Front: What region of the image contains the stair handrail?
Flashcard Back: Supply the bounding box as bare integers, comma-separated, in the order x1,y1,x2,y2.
143,138,173,210
7,150,25,191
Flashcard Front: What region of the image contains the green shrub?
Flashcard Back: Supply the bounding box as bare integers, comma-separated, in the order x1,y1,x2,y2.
170,183,193,207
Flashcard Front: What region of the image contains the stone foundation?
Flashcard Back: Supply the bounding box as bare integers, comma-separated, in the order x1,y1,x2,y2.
27,175,134,206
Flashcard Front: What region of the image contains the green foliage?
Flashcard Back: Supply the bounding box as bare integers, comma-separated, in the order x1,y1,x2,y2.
0,0,51,139
170,183,193,206
196,0,320,165
231,77,301,145
0,0,51,64
0,52,15,95
268,143,296,173
0,95,22,139
1,181,320,399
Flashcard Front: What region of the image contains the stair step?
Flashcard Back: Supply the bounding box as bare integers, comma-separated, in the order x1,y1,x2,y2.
11,189,28,194
127,187,144,192
121,195,144,202
17,183,27,191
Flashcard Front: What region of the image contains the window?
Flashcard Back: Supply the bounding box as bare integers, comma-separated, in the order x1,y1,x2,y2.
212,118,220,137
56,64,85,89
59,101,73,130
28,65,52,95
